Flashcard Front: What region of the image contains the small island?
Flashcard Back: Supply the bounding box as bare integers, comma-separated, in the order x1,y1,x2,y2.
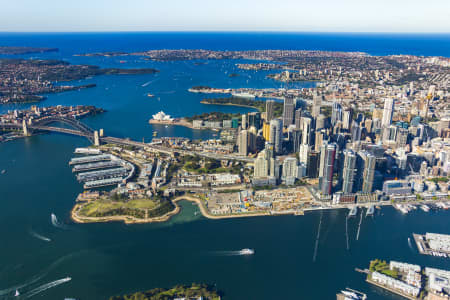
109,283,221,300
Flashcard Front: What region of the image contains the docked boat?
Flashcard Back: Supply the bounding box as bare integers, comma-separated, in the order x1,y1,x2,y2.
366,205,375,216
341,290,363,300
239,248,255,255
420,204,430,212
348,206,358,217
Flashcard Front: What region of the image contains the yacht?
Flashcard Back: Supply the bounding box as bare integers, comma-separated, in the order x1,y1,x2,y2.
348,206,358,217
366,205,375,216
15,290,19,297
239,248,255,255
420,204,430,212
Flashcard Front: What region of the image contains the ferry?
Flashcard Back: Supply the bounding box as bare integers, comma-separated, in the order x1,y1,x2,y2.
366,205,375,217
348,206,358,217
420,204,430,212
239,248,255,255
341,290,362,300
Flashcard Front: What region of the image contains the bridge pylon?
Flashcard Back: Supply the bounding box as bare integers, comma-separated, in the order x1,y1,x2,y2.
94,130,100,146
22,119,29,136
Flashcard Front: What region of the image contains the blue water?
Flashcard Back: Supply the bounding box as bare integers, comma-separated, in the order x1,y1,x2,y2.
1,32,450,57
0,33,449,300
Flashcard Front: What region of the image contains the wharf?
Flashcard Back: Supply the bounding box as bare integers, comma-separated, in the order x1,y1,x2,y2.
72,160,122,172
77,167,129,182
84,177,124,189
366,278,418,300
69,154,111,165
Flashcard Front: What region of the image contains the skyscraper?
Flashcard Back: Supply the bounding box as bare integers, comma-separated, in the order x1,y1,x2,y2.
341,149,357,194
248,112,261,130
282,96,295,127
331,102,342,126
382,98,395,127
351,121,362,142
319,143,336,195
307,150,320,178
315,114,326,131
270,119,283,154
359,151,376,193
254,150,269,178
241,114,247,130
312,92,322,118
282,157,298,184
262,122,271,141
238,130,248,156
266,100,275,122
301,117,313,146
295,108,302,129
291,129,302,153
342,109,353,130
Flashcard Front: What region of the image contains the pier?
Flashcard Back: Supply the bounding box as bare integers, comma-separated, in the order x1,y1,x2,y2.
69,154,112,165
76,167,130,183
72,160,122,172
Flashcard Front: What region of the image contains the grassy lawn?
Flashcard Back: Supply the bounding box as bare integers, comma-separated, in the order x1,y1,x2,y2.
79,198,158,217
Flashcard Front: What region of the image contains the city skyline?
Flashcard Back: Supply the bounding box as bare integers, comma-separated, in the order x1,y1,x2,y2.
1,0,450,33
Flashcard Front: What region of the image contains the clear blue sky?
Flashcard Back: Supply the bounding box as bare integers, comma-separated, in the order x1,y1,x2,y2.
1,0,449,32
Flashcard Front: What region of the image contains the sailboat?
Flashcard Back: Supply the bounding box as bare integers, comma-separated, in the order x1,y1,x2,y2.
15,289,20,297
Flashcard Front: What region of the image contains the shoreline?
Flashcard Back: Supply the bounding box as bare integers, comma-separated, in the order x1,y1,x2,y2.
149,118,206,130
70,193,446,225
200,100,261,111
366,278,418,300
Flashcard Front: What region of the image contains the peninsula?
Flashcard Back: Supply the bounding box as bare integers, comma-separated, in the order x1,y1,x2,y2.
109,283,221,300
0,58,159,104
0,46,58,55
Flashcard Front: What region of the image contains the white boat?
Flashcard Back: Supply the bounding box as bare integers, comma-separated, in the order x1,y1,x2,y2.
348,206,358,217
1,169,5,174
420,204,430,212
341,290,362,299
239,248,255,255
366,205,375,216
15,290,19,297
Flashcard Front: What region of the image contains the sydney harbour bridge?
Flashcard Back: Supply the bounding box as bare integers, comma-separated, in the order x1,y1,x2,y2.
0,116,254,162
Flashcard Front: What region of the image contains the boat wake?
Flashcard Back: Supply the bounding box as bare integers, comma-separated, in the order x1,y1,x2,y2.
345,216,350,251
141,79,158,87
0,253,75,296
23,277,71,298
356,209,363,241
312,211,323,262
50,214,66,229
408,237,414,250
29,230,51,242
212,249,254,256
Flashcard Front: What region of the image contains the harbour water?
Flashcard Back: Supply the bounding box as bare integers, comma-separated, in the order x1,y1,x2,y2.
0,33,450,299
